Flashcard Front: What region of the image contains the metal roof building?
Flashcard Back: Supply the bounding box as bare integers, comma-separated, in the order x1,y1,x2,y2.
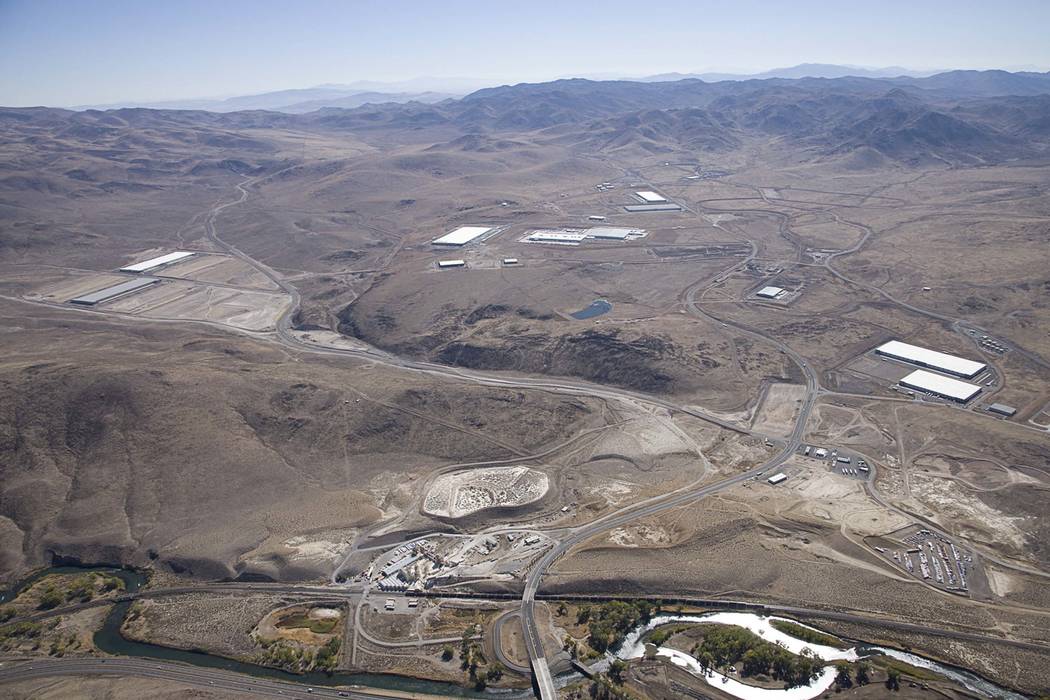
70,277,160,305
876,340,986,379
437,259,466,268
987,403,1017,417
635,191,667,203
767,473,788,485
525,230,588,244
624,203,682,212
431,226,494,246
757,286,785,299
899,369,982,403
120,251,194,273
588,227,640,240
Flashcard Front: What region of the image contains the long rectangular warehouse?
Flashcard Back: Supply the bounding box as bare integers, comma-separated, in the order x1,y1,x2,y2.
875,340,986,379
432,226,493,246
70,277,160,306
900,369,981,403
120,251,194,273
635,190,667,203
624,203,682,212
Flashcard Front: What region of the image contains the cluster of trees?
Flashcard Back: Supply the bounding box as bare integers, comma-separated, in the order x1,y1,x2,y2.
769,619,843,649
691,626,824,689
257,636,340,673
458,627,502,690
0,620,43,650
314,637,341,670
585,667,636,700
578,600,657,653
832,660,871,690
36,573,122,611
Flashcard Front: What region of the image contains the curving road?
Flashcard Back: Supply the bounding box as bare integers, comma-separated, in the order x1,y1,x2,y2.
516,187,823,699
0,657,445,699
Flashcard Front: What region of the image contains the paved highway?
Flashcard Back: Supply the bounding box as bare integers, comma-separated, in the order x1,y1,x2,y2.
0,657,447,699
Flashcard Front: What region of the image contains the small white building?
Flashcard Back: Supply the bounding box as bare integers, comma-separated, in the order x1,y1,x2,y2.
502,258,519,265
437,259,466,269
588,215,607,222
767,473,788,485
756,286,785,299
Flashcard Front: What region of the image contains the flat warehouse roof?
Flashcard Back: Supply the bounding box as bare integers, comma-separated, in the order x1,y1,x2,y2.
635,191,667,202
757,286,784,298
526,231,588,241
876,340,986,378
900,369,981,402
587,227,635,239
624,203,682,212
120,251,194,272
432,226,493,246
70,277,160,305
437,259,465,267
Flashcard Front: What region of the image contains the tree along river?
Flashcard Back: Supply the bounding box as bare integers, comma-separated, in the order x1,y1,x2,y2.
614,612,1026,700
7,566,526,698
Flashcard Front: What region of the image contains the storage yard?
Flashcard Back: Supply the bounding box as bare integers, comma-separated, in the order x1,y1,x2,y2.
872,526,982,596
423,466,550,519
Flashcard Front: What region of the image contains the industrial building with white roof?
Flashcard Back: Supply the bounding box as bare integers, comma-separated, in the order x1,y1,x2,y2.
120,251,194,273
756,286,785,299
899,369,982,403
875,340,986,379
431,226,494,246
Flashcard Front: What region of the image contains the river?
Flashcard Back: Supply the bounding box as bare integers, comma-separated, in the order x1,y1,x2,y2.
5,566,526,698
614,612,1026,700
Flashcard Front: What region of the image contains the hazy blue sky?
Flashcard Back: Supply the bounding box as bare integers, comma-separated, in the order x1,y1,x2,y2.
2,0,1049,107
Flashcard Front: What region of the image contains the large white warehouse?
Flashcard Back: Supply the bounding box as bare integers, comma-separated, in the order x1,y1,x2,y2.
432,226,494,246
634,190,667,203
875,340,986,379
120,251,194,273
899,369,982,403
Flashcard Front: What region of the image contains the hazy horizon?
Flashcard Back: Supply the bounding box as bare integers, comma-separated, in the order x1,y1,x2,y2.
2,0,1050,108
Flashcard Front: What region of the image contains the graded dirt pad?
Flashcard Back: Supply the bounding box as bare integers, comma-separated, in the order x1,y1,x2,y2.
158,253,281,291
422,466,549,518
804,394,1050,568
25,271,130,303
104,280,290,331
750,382,805,439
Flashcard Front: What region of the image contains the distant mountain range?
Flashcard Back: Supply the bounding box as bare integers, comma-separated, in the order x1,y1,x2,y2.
74,86,459,113
19,67,1050,170
71,65,1050,114
638,63,941,82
